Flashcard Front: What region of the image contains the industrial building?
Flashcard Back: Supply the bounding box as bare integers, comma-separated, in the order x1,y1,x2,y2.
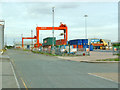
0,23,4,50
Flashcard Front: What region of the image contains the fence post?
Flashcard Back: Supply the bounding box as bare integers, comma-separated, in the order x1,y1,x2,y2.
69,45,70,54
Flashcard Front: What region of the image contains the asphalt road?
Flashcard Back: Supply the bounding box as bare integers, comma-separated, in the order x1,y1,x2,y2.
7,49,118,88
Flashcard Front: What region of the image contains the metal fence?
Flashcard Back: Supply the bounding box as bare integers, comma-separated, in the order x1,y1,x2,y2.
33,46,90,56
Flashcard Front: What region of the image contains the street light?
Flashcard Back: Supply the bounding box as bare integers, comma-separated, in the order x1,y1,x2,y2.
84,15,88,39
0,20,5,49
52,7,55,50
21,34,23,48
31,30,33,48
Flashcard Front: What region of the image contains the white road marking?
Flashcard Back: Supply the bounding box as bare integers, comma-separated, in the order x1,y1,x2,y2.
88,73,118,84
10,62,20,88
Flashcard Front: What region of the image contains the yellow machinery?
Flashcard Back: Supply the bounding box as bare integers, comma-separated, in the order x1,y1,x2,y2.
100,39,108,46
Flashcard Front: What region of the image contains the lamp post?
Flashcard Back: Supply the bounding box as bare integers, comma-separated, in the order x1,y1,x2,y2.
84,15,88,39
31,30,33,48
0,20,5,50
52,7,55,50
21,34,23,48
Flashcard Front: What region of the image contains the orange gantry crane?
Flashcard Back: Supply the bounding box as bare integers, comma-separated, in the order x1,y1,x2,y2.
22,22,68,48
35,22,68,48
22,36,37,48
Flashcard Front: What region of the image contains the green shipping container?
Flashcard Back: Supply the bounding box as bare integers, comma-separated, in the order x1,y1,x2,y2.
43,37,56,46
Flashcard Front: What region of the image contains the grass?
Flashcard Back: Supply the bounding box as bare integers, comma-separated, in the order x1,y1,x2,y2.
23,49,31,51
32,51,60,56
32,51,90,57
96,58,119,61
12,48,31,52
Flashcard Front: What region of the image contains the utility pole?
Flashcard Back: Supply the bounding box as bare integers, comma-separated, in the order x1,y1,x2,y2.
52,7,55,50
84,15,88,39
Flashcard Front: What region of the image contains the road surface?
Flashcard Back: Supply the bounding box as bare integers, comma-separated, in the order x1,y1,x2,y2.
6,49,118,88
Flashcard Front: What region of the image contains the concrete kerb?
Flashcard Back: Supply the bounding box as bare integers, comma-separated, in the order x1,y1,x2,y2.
56,56,119,63
80,60,120,63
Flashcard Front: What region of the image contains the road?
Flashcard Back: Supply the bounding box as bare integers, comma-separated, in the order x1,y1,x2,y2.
6,49,118,88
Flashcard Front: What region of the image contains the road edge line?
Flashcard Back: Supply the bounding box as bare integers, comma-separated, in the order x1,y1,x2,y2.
10,62,20,88
88,73,118,84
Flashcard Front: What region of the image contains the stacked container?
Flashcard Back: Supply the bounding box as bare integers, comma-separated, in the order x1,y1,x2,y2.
90,45,93,51
43,37,56,46
83,45,89,48
82,39,88,45
56,39,67,45
68,39,88,49
69,39,88,45
69,39,82,45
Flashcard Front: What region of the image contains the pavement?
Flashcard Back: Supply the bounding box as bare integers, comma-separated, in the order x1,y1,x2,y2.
56,51,118,62
0,53,18,89
6,49,118,88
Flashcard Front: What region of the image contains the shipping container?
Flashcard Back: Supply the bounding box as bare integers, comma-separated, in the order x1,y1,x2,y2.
69,39,88,45
82,39,88,45
27,45,30,49
78,40,83,45
90,45,93,51
77,45,83,48
83,45,89,48
73,45,77,48
56,39,67,45
68,39,83,45
43,37,56,46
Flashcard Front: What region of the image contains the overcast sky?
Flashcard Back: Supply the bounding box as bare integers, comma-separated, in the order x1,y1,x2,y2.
0,2,118,45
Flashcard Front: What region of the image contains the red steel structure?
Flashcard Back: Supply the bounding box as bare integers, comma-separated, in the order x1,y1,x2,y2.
22,36,37,48
22,22,68,48
35,22,68,48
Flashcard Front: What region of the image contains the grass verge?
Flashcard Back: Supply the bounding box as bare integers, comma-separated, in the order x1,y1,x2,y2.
96,58,119,61
32,51,60,56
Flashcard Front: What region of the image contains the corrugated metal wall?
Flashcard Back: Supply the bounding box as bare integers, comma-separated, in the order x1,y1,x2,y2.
0,24,4,50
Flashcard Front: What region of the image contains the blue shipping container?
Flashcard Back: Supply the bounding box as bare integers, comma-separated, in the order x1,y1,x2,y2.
77,40,82,45
83,45,89,48
69,39,83,45
90,45,93,51
27,45,30,49
82,39,88,45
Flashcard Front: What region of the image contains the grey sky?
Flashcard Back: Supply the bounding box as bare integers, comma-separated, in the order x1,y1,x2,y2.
0,2,118,45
